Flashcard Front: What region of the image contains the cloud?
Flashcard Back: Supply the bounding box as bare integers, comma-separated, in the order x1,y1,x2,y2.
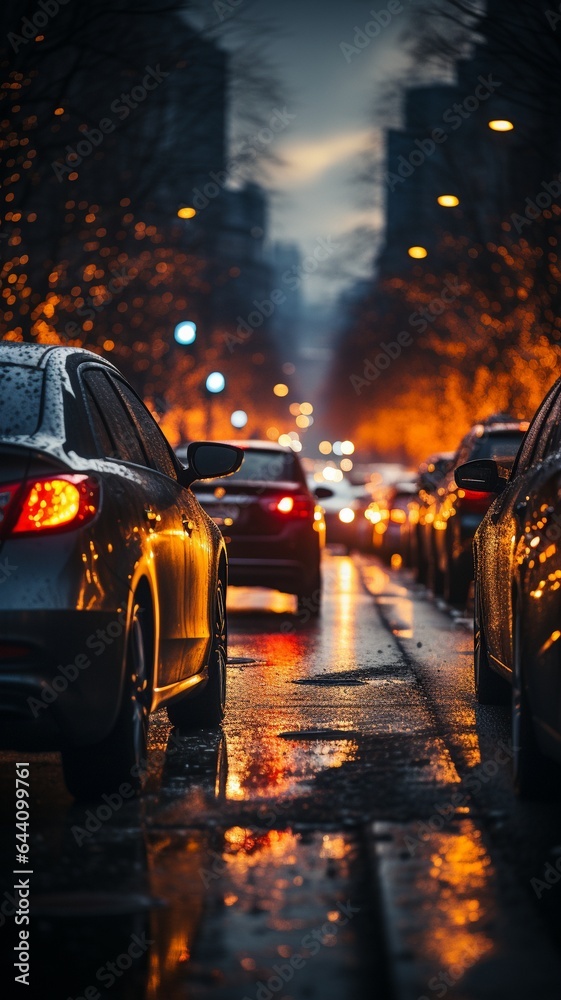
277,129,373,184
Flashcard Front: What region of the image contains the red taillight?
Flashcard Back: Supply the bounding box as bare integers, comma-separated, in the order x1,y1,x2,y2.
1,475,99,538
462,489,494,502
261,494,314,518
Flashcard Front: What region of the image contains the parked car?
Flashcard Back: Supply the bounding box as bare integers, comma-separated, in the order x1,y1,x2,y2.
412,452,455,585
0,343,243,799
380,480,419,567
185,441,325,614
430,415,528,605
456,381,561,796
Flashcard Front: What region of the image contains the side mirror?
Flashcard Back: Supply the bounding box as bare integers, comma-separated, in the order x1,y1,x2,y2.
314,486,334,499
179,442,244,487
454,459,507,494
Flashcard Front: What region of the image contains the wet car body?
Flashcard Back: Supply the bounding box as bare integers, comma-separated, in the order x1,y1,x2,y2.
431,417,527,605
0,343,242,797
188,441,325,613
458,379,561,794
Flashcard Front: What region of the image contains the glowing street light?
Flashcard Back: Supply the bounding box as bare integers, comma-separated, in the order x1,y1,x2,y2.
408,246,428,259
174,320,197,345
488,119,514,132
177,206,197,219
231,409,248,429
437,194,460,207
206,371,226,393
340,440,355,455
273,383,289,397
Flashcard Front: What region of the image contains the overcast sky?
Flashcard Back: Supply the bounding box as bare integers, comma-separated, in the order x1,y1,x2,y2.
236,0,417,304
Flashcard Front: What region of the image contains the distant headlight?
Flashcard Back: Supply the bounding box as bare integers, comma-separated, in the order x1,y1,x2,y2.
339,507,355,523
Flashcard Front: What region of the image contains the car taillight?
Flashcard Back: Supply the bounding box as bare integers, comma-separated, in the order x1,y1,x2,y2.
461,488,493,501
263,494,314,518
1,475,99,538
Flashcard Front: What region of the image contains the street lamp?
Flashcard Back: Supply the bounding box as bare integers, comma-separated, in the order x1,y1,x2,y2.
177,206,197,219
437,194,460,207
174,320,197,345
205,372,225,438
231,409,248,429
488,119,514,132
408,246,428,259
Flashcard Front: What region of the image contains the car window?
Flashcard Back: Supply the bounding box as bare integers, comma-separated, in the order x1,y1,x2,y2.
110,377,177,480
0,365,43,437
228,449,304,483
82,370,147,466
512,380,561,476
538,392,561,460
471,431,525,464
83,383,114,457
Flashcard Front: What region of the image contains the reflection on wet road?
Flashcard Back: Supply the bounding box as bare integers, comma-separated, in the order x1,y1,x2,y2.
2,552,561,998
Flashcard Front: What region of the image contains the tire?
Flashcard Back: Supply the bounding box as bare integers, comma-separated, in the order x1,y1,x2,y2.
62,605,150,800
474,585,509,705
512,596,559,799
167,576,227,730
297,568,322,618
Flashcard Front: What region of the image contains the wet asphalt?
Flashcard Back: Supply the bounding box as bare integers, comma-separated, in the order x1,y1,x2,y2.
1,551,561,999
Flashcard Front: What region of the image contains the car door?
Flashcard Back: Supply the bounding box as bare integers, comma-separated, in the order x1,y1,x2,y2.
109,377,212,678
478,380,561,670
81,367,187,687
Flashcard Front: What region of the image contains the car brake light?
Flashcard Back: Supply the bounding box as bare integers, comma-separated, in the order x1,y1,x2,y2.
264,494,314,518
277,496,294,513
461,489,493,501
2,475,99,537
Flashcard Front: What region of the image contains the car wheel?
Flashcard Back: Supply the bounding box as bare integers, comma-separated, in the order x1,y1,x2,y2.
61,605,150,800
512,596,559,799
297,568,322,618
167,576,227,730
474,585,509,705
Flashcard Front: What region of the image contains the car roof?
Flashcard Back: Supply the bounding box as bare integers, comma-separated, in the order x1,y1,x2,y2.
0,342,118,370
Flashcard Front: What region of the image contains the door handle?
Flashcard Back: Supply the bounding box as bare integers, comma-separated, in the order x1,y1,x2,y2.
182,517,196,536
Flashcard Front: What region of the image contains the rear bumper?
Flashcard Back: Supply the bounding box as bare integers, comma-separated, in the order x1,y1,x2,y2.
228,557,317,593
0,610,127,749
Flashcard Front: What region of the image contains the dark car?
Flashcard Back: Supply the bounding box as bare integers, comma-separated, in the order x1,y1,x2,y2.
186,441,325,615
0,344,243,798
456,380,561,796
430,415,528,605
412,452,455,586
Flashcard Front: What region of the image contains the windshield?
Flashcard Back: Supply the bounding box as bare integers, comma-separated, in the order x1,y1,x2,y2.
472,431,524,465
0,366,44,437
230,449,304,483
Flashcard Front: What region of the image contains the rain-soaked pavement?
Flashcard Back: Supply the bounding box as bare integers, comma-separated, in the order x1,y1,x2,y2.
2,552,561,998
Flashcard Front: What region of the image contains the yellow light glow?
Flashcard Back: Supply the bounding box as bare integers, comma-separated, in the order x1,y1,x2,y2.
338,507,355,523
340,458,353,471
340,440,354,455
319,441,332,455
408,246,428,259
300,402,313,415
177,206,197,219
488,119,514,131
390,508,407,524
437,194,460,207
277,496,294,513
390,553,403,570
274,383,289,397
278,433,292,446
289,402,301,416
295,414,310,428
266,426,279,440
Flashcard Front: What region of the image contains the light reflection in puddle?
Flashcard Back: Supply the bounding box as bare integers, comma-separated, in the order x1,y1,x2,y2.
415,823,495,972
226,738,359,800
